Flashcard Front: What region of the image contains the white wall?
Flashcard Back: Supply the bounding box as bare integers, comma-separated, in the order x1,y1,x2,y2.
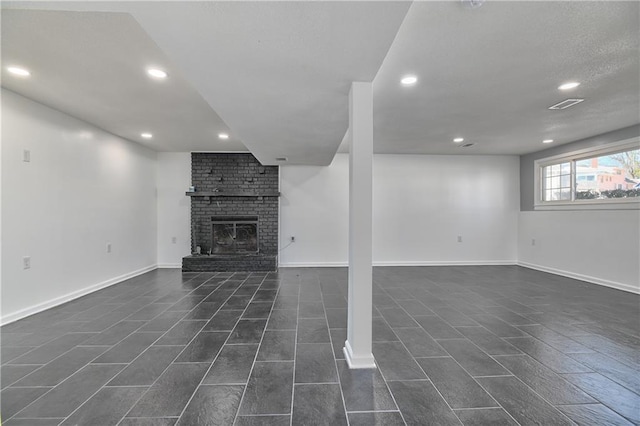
280,153,520,266
280,154,350,266
157,152,191,267
1,90,158,324
518,210,640,293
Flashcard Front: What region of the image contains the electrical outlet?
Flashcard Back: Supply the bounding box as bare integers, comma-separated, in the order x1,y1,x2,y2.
106,243,112,253
290,236,295,242
172,237,177,244
23,149,31,162
23,256,31,269
457,236,462,243
531,238,536,246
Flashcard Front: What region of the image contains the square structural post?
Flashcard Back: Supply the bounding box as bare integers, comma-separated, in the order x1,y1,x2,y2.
343,82,376,369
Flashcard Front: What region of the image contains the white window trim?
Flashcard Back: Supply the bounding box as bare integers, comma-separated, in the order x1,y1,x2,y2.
534,138,640,211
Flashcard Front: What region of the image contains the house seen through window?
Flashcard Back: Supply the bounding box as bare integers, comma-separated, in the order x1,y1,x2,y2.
539,144,640,204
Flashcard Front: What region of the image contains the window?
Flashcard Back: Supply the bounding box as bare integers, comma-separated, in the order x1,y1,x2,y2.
535,139,640,209
542,162,571,201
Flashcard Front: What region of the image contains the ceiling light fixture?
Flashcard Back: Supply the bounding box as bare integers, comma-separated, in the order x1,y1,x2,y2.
558,81,580,91
7,66,30,77
218,133,229,140
147,68,168,79
141,133,153,139
453,138,464,143
401,75,417,86
543,139,554,144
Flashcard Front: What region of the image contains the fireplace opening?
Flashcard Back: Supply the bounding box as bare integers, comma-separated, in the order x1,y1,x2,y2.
211,216,258,254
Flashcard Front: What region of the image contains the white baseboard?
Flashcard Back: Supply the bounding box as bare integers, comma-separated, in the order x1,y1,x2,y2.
157,263,181,269
279,260,517,268
1,264,158,326
373,260,517,267
518,261,640,295
279,262,348,268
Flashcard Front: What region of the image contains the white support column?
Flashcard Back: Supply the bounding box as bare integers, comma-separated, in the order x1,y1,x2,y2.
343,82,376,369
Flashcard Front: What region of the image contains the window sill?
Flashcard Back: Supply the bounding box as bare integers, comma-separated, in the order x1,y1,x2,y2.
534,201,640,211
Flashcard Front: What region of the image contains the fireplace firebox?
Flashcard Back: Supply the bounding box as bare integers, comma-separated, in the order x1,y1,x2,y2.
212,216,258,254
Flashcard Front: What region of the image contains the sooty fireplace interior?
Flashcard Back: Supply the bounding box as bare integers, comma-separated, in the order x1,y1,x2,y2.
212,216,258,254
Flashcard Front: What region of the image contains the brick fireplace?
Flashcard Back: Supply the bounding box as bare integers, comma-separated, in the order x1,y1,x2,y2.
182,153,279,272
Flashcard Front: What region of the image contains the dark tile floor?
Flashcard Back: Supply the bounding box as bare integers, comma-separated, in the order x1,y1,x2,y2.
1,266,639,425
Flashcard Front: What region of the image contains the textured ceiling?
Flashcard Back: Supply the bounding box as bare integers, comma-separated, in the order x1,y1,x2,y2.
370,1,640,155
1,9,246,153
2,1,639,164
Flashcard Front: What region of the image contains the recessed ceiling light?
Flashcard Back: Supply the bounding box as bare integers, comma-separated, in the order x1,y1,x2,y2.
543,139,554,144
147,68,168,79
7,66,30,77
401,75,417,86
453,137,464,143
558,81,580,91
141,133,153,139
218,133,229,140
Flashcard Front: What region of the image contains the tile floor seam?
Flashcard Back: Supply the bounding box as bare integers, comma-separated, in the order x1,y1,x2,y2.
114,274,239,425
6,322,158,422
286,275,301,426
320,278,351,426
370,297,425,426
556,371,640,421
231,274,277,425
175,274,265,425
13,360,126,424
474,345,581,425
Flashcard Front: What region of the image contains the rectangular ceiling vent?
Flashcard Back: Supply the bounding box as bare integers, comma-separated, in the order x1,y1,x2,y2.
548,99,585,110
275,157,288,162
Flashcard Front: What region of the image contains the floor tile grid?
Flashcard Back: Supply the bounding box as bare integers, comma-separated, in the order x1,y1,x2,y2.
492,345,640,425
375,282,577,426
1,345,119,425
231,274,293,426
3,306,149,364
6,357,125,423
3,267,639,425
485,289,640,424
467,303,640,403
5,272,222,424
0,271,190,343
171,273,270,426
175,273,268,419
6,318,165,421
64,272,231,424
367,281,413,422
470,359,579,426
371,293,465,426
318,277,353,426
4,338,124,389
329,286,407,425
379,275,639,425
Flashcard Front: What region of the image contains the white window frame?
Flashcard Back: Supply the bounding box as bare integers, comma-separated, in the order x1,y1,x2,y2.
534,138,640,211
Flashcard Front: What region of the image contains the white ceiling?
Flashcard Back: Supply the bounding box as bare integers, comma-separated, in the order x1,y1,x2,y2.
1,9,246,153
2,1,639,165
369,1,640,155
